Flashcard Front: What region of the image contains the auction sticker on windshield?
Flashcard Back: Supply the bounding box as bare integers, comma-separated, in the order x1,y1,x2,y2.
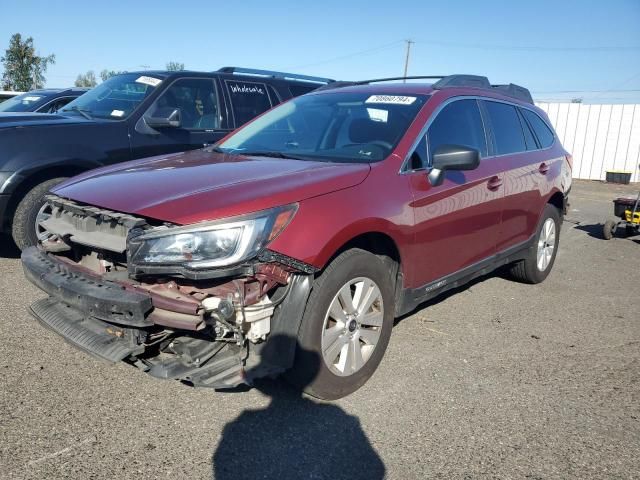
365,95,416,105
135,76,162,87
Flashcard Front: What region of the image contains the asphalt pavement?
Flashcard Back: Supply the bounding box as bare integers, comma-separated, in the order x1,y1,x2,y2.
0,179,639,479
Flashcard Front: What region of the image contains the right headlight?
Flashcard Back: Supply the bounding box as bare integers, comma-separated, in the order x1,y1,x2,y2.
128,204,297,270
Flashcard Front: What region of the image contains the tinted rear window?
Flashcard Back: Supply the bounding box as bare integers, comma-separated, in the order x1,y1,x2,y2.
521,109,555,148
518,110,538,150
428,99,487,159
289,84,318,97
226,80,274,127
484,101,526,155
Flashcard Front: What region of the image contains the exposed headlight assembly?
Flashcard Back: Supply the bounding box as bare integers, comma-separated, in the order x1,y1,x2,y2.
128,204,297,271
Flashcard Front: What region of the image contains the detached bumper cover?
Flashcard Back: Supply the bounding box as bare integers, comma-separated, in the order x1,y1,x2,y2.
29,297,142,363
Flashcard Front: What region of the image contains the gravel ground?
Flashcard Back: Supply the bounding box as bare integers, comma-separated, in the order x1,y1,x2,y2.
0,179,639,479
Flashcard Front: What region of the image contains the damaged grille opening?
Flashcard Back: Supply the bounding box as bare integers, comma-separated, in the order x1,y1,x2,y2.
36,195,304,349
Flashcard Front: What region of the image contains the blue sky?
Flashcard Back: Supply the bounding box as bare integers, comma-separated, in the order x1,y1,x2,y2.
2,0,639,103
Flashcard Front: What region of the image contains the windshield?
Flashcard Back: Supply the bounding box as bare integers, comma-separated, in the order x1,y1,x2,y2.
0,92,46,112
60,73,163,120
217,92,428,163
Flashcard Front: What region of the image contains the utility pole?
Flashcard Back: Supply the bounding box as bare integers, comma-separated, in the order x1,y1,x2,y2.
403,39,414,82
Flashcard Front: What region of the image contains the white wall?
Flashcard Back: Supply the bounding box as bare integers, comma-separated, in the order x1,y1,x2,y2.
536,103,640,182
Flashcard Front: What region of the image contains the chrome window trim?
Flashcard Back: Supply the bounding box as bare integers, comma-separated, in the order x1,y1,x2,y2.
399,95,556,175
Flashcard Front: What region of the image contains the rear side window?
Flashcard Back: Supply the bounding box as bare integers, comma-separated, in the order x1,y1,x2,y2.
428,99,487,160
289,84,318,97
225,80,274,127
483,101,526,155
521,109,555,148
517,110,538,150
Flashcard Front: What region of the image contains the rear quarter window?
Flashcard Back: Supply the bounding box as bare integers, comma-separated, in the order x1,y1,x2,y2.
289,84,318,97
521,109,555,148
483,101,527,155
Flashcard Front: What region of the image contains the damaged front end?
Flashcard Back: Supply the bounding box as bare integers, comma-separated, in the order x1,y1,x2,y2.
22,195,314,389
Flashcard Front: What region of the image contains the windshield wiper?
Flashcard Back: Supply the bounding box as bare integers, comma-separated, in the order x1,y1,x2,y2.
63,106,93,120
238,150,305,160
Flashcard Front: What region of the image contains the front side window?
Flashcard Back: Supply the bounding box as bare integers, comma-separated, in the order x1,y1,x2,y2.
427,99,487,161
0,92,45,112
217,92,428,163
226,80,273,127
146,78,219,130
521,108,555,148
60,73,162,119
484,101,526,155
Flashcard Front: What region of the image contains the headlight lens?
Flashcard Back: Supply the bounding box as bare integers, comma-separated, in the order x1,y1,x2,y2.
128,204,296,269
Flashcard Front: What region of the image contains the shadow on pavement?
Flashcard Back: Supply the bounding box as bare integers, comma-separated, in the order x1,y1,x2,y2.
212,337,385,480
573,222,608,239
0,235,20,259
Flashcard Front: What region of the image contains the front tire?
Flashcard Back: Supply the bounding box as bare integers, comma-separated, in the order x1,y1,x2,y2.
287,249,395,400
508,204,561,284
11,178,67,250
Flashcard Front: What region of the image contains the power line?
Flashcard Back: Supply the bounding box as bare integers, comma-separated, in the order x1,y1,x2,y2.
287,40,404,69
532,89,640,94
414,39,640,52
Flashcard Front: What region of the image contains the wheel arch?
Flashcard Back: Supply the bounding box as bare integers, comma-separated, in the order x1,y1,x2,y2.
1,161,96,230
547,190,565,215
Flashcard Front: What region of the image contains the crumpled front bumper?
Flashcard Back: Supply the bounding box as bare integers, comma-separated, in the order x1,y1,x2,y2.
21,247,245,387
22,246,154,327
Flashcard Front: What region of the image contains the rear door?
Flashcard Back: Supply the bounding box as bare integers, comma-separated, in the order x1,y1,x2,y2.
482,100,546,251
407,98,506,286
129,77,231,159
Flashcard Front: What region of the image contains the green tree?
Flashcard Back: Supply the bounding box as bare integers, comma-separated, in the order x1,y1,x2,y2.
166,61,185,71
75,70,97,88
1,33,55,91
100,69,126,82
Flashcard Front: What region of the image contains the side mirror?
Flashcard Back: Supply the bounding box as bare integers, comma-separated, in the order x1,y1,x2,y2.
428,144,480,186
145,107,181,129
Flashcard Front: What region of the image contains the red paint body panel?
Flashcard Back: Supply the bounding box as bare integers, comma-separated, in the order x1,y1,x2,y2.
52,84,570,290
53,149,370,224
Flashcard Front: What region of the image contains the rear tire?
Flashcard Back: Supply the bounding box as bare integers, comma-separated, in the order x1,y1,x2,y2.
602,220,617,240
286,249,395,400
508,204,561,284
11,178,67,250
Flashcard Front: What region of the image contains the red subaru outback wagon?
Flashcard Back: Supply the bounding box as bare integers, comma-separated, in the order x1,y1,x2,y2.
22,75,572,400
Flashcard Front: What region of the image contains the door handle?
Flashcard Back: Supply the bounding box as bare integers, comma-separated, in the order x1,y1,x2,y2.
487,176,503,190
539,163,550,174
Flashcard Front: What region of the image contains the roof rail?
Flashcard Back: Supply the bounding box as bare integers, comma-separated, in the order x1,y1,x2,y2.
315,76,445,91
314,74,534,104
217,67,335,84
432,75,491,89
491,83,534,104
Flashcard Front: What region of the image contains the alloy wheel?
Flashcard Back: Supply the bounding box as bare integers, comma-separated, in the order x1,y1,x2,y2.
537,218,556,271
321,277,384,377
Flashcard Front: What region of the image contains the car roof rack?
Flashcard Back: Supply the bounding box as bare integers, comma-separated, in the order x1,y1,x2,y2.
490,83,534,104
315,76,445,91
317,74,534,104
217,67,335,84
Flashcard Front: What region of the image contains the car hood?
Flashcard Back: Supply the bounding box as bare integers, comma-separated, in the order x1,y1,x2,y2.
0,112,92,128
52,149,371,225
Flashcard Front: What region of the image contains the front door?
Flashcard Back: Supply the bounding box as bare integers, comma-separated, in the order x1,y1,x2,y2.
129,77,231,159
407,98,505,287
